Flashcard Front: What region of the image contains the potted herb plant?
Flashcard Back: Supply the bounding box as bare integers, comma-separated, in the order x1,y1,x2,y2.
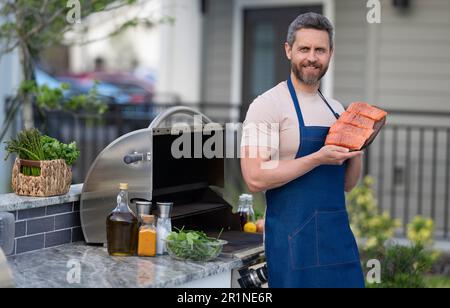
4,128,80,197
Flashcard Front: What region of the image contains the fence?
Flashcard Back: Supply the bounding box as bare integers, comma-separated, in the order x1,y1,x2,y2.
363,110,450,239
34,102,239,183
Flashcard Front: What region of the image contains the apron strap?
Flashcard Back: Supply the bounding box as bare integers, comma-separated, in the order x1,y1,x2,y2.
287,76,341,127
318,90,340,120
287,76,306,127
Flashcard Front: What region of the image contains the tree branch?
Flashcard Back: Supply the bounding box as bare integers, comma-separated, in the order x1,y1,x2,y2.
24,7,66,40
67,17,153,46
0,95,21,143
40,0,50,15
0,39,20,54
0,0,17,13
92,1,139,14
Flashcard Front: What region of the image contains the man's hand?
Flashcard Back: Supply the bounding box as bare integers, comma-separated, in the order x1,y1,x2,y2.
312,145,363,166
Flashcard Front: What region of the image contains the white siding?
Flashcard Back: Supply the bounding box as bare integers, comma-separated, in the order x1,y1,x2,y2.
333,0,368,105
334,0,450,113
201,0,234,104
333,0,450,236
376,0,450,113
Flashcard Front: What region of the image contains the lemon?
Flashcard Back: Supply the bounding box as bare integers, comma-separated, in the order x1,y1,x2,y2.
244,222,257,233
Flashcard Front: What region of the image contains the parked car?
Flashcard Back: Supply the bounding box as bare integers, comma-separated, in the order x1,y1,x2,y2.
35,68,113,105
35,68,79,96
57,71,156,119
55,75,130,104
85,71,155,104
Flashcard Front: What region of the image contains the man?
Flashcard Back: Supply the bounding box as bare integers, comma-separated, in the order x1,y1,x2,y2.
240,12,365,288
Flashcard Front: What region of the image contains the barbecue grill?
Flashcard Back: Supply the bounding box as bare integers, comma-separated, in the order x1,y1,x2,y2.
80,107,264,275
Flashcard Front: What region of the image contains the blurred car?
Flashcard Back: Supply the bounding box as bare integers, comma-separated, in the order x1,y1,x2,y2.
56,75,131,104
57,71,156,119
36,68,156,121
35,68,114,105
35,68,79,97
85,71,154,104
56,72,154,105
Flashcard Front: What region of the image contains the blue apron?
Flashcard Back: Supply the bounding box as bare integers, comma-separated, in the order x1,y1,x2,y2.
264,76,365,288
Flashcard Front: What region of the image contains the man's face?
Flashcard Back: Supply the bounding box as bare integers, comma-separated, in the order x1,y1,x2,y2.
285,28,333,86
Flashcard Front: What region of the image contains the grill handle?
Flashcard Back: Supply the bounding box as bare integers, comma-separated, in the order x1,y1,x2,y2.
123,153,143,164
149,106,213,129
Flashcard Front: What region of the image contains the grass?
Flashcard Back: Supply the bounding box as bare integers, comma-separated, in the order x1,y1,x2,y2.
424,275,450,288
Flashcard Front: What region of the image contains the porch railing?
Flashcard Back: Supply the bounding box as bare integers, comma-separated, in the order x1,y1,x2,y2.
363,110,450,240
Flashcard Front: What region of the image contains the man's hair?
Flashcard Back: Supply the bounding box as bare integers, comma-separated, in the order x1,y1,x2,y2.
287,12,334,49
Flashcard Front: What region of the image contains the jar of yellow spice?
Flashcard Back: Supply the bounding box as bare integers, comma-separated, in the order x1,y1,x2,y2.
138,215,157,257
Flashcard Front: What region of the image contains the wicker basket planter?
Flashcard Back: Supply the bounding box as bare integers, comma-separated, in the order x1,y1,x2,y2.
11,158,72,197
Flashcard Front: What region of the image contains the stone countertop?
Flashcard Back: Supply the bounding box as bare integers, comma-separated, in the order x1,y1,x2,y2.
0,184,83,212
7,242,242,288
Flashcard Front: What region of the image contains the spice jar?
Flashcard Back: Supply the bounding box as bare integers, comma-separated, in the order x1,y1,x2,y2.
138,215,157,257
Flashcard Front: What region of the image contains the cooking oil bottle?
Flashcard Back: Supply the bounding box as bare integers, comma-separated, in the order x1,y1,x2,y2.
106,183,138,256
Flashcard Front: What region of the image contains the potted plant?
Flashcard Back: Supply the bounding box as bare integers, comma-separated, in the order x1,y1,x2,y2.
4,128,80,197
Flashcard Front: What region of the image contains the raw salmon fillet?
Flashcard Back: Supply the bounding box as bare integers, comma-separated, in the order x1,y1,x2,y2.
325,132,367,150
347,102,387,121
329,122,374,140
325,102,387,151
339,111,375,129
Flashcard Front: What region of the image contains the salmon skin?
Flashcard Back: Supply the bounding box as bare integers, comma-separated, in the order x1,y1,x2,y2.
325,132,366,151
339,111,375,129
329,122,374,140
347,102,387,121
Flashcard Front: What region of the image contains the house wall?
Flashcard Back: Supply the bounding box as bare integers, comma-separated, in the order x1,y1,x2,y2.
377,0,450,113
70,1,162,73
333,0,368,106
201,0,235,104
334,0,450,118
333,0,450,235
0,41,21,194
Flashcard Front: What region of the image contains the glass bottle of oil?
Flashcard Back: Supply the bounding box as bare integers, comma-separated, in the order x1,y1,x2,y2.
106,183,138,256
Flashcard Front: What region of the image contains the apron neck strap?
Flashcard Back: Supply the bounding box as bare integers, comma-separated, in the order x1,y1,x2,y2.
287,76,340,127
287,75,306,127
318,90,340,120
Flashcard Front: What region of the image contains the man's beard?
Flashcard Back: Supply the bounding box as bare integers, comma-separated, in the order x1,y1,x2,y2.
292,61,328,86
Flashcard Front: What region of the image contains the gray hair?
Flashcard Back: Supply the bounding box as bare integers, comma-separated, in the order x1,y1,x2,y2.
287,12,334,49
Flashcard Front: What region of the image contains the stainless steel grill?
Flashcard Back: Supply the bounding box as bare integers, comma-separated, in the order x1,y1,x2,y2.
80,107,264,271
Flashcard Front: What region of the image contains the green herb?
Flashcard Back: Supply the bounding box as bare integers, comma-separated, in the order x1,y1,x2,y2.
4,129,81,176
41,135,80,166
166,227,226,261
4,129,45,176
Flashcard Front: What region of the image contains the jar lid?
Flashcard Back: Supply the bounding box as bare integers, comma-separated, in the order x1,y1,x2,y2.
119,183,129,190
141,215,155,224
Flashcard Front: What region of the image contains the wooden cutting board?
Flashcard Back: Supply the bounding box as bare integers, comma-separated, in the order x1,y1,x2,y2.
358,116,387,151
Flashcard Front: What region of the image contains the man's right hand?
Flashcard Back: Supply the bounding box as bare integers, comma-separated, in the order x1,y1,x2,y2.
312,145,363,166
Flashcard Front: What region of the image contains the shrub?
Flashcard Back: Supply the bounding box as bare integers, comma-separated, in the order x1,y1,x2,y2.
347,176,439,288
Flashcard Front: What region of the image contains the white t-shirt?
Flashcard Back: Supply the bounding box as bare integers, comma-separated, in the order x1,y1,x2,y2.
241,81,346,160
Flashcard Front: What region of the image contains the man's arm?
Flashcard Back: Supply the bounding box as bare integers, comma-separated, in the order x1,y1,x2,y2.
241,145,364,193
344,154,363,192
241,147,320,192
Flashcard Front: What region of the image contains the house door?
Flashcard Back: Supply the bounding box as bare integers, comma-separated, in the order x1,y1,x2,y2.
240,5,323,121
